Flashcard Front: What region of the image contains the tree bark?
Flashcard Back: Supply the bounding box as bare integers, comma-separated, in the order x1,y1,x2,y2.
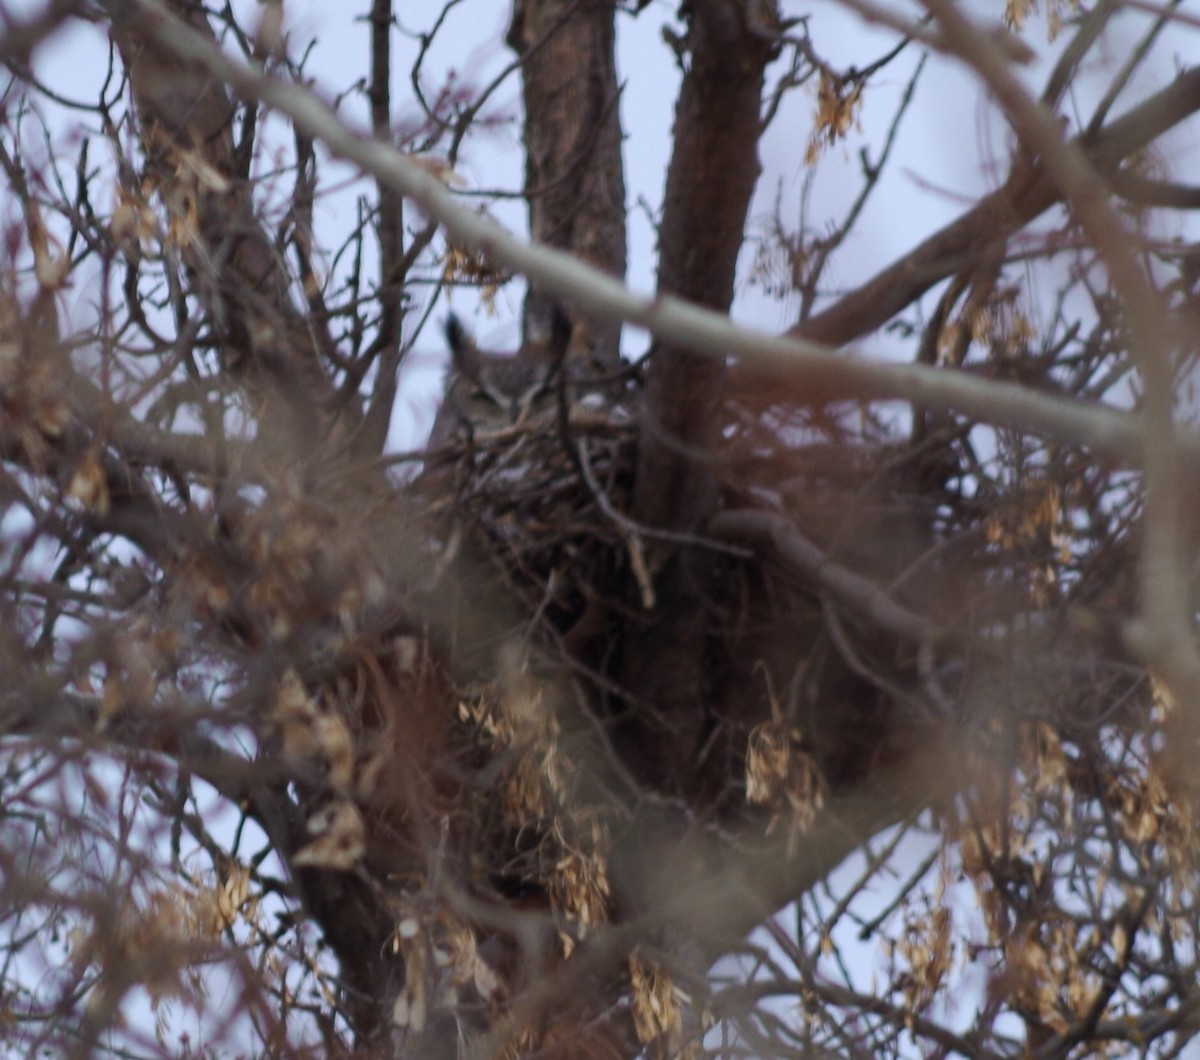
508,0,627,370
623,0,777,794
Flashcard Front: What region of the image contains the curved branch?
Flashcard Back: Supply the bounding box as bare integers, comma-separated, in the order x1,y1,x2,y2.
708,508,942,647
793,63,1200,347
105,0,1200,473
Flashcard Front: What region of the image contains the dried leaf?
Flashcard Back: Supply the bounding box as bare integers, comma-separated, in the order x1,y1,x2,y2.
293,801,366,870
67,451,111,516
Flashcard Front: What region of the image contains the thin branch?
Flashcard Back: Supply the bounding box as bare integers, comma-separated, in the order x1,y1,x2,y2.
99,0,1200,474
921,0,1200,795
708,508,943,648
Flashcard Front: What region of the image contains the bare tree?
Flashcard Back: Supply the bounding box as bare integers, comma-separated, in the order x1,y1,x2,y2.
2,0,1200,1056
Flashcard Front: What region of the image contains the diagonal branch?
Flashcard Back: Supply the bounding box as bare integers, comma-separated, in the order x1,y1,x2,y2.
790,64,1200,347
102,0,1200,476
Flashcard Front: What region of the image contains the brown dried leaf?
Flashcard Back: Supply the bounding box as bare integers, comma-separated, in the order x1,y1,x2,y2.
293,800,366,870
67,450,111,516
807,71,864,164
215,863,254,931
630,952,683,1046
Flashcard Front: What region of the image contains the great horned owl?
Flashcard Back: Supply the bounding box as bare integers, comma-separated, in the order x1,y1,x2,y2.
428,314,555,446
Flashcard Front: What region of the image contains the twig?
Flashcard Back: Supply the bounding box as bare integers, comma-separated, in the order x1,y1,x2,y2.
103,0,1200,472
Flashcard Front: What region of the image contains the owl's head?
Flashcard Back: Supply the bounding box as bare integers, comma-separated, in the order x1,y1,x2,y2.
436,314,555,438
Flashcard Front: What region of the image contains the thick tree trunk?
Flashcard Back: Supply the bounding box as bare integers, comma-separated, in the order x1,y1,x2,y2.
624,0,778,794
508,0,627,370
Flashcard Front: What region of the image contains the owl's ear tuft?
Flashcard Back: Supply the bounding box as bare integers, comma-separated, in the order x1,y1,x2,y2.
444,312,466,352
444,313,483,383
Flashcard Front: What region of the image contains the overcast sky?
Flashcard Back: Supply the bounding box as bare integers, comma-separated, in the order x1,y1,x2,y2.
5,0,1200,1052
10,0,1197,450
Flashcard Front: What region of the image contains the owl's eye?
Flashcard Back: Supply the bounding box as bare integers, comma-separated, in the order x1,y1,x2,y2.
469,386,503,406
